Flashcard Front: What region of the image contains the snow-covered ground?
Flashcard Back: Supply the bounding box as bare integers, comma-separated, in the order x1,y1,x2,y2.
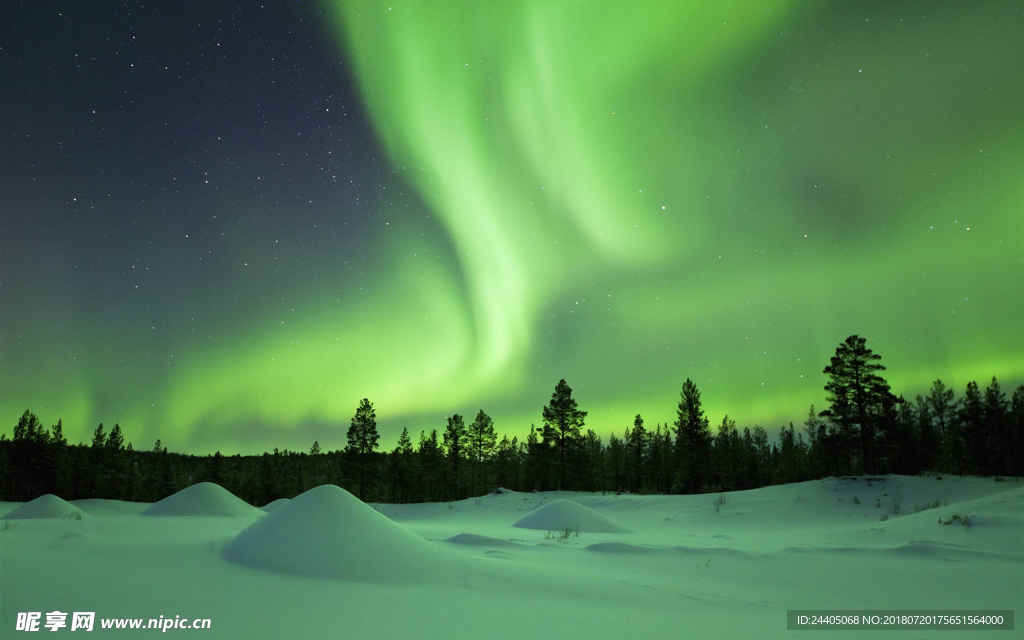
2,475,1021,638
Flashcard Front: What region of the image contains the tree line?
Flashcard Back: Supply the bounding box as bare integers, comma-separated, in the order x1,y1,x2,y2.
1,335,1021,504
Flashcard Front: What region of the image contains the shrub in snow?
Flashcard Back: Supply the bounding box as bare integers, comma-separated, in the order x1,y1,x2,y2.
713,494,729,513
889,493,902,515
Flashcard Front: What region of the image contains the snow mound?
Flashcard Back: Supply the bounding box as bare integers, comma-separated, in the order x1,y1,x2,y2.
586,542,659,554
223,485,447,582
141,483,263,517
70,499,149,516
446,533,525,549
513,499,631,533
261,498,290,513
1,495,88,520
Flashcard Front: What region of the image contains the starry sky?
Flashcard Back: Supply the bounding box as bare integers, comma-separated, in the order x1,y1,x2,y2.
1,1,1021,454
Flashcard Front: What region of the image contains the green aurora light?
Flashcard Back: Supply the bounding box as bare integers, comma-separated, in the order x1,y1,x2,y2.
1,0,1021,452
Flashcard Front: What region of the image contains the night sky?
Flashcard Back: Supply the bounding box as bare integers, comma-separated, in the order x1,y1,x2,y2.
2,1,1021,454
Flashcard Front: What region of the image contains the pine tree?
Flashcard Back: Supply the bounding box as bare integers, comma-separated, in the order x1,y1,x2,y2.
466,410,496,464
106,424,124,450
646,425,663,493
13,410,32,441
803,405,829,478
777,424,799,484
91,423,106,448
712,415,740,490
443,414,466,499
524,425,546,491
983,377,1009,475
541,379,587,490
751,426,771,486
466,410,496,494
88,423,108,497
625,414,647,493
659,425,674,493
959,381,986,475
820,335,895,474
345,398,379,500
209,450,225,486
581,429,604,492
1010,386,1024,478
306,441,325,488
494,434,514,489
390,427,414,502
15,411,49,499
673,378,711,494
48,419,70,497
915,395,938,472
927,379,958,473
420,429,447,502
891,398,920,475
607,432,624,493
104,424,127,499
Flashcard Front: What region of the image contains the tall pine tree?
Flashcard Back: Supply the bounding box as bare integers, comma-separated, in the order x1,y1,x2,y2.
673,379,711,494
466,410,496,494
820,335,895,474
345,398,379,500
541,379,587,490
443,414,467,499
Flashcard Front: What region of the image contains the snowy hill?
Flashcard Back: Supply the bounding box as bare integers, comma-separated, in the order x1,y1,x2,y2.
1,475,1021,638
141,482,263,517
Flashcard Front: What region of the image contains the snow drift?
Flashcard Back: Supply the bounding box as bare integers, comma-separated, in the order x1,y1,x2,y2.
513,499,631,533
261,498,290,513
1,494,88,520
446,533,525,549
223,484,450,582
141,482,263,517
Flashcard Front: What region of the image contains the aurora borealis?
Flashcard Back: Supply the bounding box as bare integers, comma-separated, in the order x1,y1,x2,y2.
1,1,1021,454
